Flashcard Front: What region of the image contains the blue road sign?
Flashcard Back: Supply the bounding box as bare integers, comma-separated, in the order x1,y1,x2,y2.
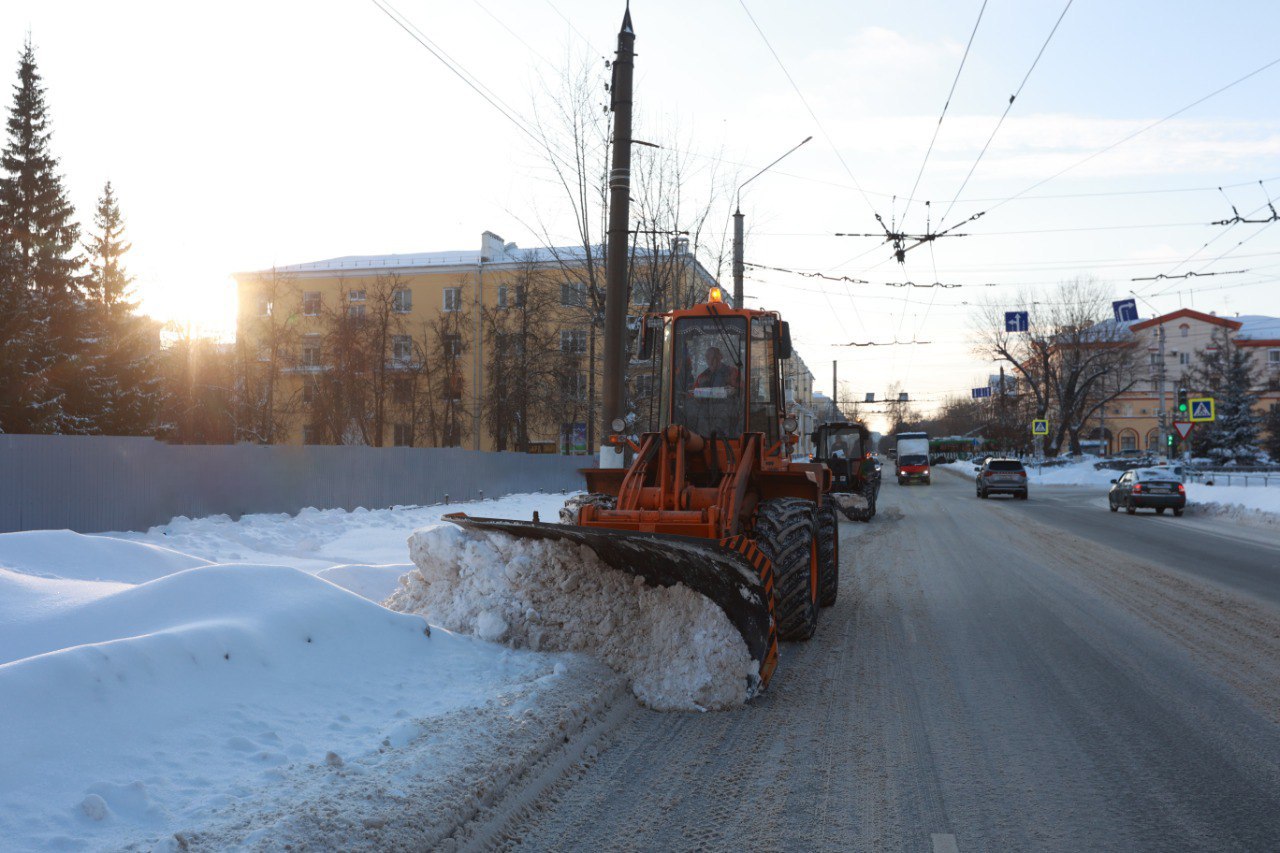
1189,397,1215,422
1031,419,1049,435
1005,311,1029,332
972,387,992,399
1112,298,1138,322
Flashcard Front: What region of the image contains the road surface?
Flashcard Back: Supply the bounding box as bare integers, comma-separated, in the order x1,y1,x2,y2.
495,471,1280,852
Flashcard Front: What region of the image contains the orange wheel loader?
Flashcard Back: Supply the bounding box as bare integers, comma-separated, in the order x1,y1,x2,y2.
447,287,835,695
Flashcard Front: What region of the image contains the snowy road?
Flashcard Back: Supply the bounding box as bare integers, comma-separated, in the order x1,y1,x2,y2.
498,472,1280,851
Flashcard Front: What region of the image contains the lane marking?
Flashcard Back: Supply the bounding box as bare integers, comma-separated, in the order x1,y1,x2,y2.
932,833,960,853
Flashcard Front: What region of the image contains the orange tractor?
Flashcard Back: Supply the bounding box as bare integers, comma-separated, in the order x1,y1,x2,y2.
447,288,836,694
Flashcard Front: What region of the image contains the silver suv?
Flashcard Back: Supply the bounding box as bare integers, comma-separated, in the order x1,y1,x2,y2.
975,458,1029,500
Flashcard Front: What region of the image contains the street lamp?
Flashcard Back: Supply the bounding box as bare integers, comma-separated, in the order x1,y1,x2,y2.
733,136,812,308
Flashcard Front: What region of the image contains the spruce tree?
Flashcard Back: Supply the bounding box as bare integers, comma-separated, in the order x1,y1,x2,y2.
83,181,162,434
1188,328,1262,464
0,38,87,433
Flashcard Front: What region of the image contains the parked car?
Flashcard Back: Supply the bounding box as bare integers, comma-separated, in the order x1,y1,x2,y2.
1108,468,1186,516
975,458,1029,499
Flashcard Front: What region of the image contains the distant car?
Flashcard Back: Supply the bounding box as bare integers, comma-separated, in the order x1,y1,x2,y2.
1108,469,1186,516
975,458,1028,499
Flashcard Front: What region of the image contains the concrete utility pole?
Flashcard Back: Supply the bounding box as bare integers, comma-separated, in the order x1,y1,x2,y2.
600,4,635,467
831,360,838,420
732,210,744,308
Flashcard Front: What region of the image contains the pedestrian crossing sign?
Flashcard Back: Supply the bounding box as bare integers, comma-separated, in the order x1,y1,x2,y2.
1031,419,1049,435
1188,397,1215,422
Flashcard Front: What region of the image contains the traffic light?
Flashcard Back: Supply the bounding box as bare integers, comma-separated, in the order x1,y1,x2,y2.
1166,433,1175,447
1177,388,1188,415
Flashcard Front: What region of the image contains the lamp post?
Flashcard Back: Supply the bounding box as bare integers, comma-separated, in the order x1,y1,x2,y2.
1130,291,1169,458
733,136,812,308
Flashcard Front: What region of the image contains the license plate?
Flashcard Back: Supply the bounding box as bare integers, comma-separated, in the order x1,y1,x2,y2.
1146,486,1169,493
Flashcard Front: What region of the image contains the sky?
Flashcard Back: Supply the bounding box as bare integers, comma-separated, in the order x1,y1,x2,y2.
3,0,1279,431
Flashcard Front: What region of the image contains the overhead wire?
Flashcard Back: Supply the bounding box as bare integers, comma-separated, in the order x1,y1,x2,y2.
736,0,882,226
902,0,989,229
939,0,1075,226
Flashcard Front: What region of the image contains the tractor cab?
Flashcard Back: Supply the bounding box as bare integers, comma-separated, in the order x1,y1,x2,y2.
812,421,880,521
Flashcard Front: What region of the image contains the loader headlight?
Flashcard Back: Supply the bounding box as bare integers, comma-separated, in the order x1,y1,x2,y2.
610,417,627,433
782,416,798,434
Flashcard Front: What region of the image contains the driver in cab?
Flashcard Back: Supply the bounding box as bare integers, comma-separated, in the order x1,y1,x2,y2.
692,346,740,396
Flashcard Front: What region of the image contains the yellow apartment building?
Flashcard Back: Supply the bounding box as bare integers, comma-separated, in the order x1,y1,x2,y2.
234,231,719,452
1082,308,1280,454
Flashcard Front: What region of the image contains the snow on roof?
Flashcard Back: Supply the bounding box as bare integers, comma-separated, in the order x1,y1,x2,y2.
1234,314,1280,341
272,244,595,274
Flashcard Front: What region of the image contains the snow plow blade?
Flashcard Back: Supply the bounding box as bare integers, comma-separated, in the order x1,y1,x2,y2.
444,513,779,690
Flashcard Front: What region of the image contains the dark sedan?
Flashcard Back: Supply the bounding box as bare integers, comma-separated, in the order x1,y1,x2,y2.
1108,468,1186,516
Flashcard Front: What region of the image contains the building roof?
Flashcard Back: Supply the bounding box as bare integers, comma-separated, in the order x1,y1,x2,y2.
265,245,593,274
1234,314,1280,344
1129,307,1243,332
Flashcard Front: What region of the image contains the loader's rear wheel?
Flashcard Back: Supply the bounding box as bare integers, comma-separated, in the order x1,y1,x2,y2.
559,493,616,525
756,498,819,641
817,500,839,607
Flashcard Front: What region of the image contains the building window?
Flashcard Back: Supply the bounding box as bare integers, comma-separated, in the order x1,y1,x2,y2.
1180,324,1190,337
561,328,588,354
302,291,321,316
302,425,318,445
257,297,272,317
1149,352,1162,366
393,423,413,447
1270,349,1280,367
443,334,463,358
560,370,588,400
1119,430,1137,452
302,382,314,405
560,281,587,307
443,372,464,401
393,377,413,404
497,284,525,308
443,287,462,312
392,335,413,363
392,289,412,313
346,290,366,319
301,335,321,367
1179,352,1190,366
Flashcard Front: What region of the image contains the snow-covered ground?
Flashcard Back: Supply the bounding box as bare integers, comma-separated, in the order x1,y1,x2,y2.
0,493,643,850
945,459,1280,525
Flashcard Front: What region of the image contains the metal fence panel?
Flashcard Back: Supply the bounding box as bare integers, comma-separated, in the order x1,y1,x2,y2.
0,436,587,534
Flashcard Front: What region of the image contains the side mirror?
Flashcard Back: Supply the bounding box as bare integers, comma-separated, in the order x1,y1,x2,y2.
1110,479,1117,484
778,321,793,360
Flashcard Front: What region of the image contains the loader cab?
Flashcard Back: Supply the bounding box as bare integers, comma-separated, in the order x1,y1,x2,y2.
648,297,786,447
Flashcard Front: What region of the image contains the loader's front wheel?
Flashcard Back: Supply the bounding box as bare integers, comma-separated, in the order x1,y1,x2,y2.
817,500,839,607
559,492,616,525
757,498,819,641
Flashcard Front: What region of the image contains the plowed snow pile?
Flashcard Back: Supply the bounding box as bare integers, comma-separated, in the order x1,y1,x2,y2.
387,524,757,711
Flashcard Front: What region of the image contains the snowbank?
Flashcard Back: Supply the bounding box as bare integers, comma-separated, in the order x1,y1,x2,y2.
0,529,210,583
0,562,561,850
0,492,612,850
389,524,758,712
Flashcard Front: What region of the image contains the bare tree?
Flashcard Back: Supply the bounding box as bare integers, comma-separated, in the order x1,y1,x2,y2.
521,53,738,448
481,256,573,451
235,268,301,443
973,278,1140,456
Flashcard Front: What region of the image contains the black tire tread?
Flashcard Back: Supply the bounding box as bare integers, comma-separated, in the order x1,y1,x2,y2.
817,500,839,607
755,498,818,641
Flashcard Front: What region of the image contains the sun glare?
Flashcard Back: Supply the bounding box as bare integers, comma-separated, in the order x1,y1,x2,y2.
134,275,238,343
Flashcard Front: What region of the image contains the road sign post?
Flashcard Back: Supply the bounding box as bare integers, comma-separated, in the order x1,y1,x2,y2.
1188,397,1216,423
